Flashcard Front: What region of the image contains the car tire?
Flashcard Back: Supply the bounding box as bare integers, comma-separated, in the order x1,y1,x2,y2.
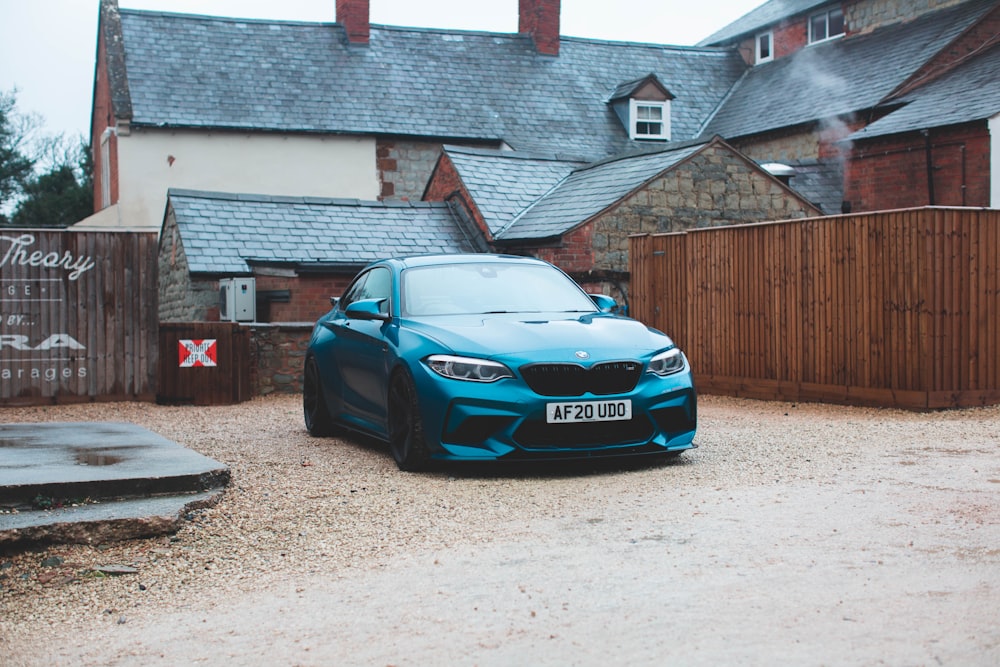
303,355,335,437
387,369,431,472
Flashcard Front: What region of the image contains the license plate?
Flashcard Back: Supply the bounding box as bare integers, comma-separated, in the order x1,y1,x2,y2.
546,400,632,424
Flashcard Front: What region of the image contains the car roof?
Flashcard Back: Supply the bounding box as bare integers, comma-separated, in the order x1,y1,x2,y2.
383,253,551,270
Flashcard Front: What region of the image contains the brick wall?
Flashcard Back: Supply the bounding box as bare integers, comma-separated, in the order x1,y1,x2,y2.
423,152,463,201
91,27,116,211
254,274,354,323
336,0,370,43
519,0,561,55
844,121,992,210
733,0,975,64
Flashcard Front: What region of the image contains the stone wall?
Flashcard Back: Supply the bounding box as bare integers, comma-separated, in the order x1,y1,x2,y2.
587,143,819,273
847,0,968,34
377,139,448,200
510,141,821,311
733,128,821,163
378,139,505,200
248,323,312,396
159,211,220,321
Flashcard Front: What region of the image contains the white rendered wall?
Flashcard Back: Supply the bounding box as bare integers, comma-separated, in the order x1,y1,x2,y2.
114,128,379,230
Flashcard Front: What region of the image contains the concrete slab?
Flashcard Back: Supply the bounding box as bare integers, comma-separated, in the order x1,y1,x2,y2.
0,422,229,505
0,491,222,548
0,422,230,549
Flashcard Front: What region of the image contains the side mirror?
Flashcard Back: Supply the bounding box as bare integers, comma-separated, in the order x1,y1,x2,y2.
589,293,617,313
344,298,390,321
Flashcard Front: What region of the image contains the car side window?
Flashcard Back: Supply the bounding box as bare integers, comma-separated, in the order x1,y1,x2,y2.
340,267,391,314
340,272,370,310
363,267,391,315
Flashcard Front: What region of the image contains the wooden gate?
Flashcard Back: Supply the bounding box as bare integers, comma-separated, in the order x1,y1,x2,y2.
0,230,158,405
157,322,251,405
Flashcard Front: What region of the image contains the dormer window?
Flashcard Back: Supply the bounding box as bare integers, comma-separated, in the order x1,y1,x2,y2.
631,100,668,140
756,31,773,63
809,7,845,43
608,73,674,142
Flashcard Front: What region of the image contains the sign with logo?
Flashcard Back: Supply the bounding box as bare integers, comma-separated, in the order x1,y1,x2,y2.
0,230,158,403
179,339,218,367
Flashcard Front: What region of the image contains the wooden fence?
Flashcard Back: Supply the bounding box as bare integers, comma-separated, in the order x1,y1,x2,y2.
0,230,158,405
158,322,251,405
629,207,1000,409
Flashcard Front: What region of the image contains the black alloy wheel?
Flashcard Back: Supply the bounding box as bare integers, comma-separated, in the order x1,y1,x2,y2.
303,356,335,436
387,369,431,471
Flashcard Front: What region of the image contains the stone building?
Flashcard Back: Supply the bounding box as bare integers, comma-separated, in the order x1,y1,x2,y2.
424,138,820,304
77,0,997,328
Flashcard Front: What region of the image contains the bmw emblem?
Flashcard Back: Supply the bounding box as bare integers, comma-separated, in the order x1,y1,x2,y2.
575,350,590,360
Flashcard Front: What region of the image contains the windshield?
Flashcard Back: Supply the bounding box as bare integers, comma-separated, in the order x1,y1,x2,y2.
402,262,598,316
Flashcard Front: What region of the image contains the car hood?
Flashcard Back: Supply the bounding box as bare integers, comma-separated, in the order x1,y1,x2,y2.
404,312,674,362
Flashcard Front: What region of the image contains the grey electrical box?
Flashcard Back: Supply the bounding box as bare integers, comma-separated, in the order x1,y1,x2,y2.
219,278,256,322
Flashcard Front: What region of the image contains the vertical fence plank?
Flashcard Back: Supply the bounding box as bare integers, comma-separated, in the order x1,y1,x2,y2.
0,231,157,405
629,207,1000,408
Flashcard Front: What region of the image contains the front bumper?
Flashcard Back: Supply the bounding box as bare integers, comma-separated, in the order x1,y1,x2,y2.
410,362,697,462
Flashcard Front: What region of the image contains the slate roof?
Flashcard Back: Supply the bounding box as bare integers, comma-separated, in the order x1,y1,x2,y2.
848,43,1000,141
700,0,996,140
441,146,586,237
114,9,747,159
167,190,473,275
698,0,830,46
780,159,844,214
496,141,709,241
608,74,673,102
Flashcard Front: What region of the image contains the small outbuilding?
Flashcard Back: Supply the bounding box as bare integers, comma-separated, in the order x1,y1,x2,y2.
158,190,473,323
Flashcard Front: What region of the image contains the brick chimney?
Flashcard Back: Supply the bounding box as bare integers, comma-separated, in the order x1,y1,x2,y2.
336,0,369,44
519,0,560,55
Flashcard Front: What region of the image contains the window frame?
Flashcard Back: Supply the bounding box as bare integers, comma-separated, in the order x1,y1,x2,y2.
340,266,392,315
755,30,773,63
808,7,845,44
629,99,670,141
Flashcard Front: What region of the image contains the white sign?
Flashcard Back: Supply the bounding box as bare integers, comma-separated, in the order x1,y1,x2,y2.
179,339,218,367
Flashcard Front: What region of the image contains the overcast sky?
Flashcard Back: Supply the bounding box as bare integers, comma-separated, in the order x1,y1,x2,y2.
1,0,764,143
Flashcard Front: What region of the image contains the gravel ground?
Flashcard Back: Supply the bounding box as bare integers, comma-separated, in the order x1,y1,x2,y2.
1,394,998,666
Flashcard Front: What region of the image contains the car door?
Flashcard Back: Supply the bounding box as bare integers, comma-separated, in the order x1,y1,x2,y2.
330,266,393,431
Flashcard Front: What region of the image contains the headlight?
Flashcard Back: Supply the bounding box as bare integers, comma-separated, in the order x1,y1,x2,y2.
647,348,685,376
425,354,514,382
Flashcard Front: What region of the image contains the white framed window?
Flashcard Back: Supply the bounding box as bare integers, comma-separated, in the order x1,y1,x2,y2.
630,100,670,140
756,31,773,63
809,7,845,44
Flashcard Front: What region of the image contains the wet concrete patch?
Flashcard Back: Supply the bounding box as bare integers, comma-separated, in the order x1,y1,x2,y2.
0,422,229,521
75,450,126,467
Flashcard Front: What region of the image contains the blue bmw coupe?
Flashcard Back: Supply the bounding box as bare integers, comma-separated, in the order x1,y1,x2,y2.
303,254,697,470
